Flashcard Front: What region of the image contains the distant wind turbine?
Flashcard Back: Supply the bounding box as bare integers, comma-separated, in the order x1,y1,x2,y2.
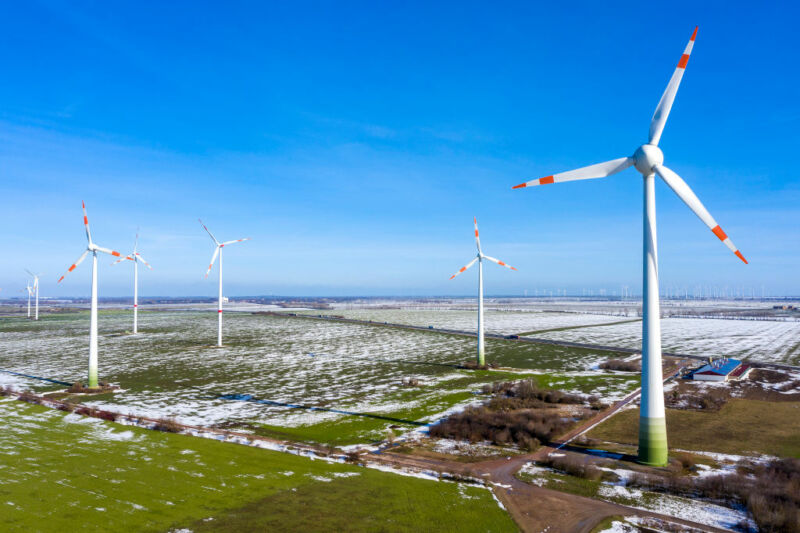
57,202,122,388
199,219,249,347
449,218,516,366
111,230,152,334
25,270,41,320
23,283,33,318
512,27,747,466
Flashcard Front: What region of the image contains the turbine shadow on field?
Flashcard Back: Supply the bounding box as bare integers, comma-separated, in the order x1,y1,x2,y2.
213,392,427,427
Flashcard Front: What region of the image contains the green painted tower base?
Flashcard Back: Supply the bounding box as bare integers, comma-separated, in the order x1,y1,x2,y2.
638,416,668,466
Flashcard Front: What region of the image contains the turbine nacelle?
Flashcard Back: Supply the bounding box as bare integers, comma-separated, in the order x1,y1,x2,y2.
633,144,664,176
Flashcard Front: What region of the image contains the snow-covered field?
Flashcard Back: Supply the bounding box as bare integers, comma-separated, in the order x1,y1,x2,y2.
0,312,481,430
533,317,800,364
295,308,631,335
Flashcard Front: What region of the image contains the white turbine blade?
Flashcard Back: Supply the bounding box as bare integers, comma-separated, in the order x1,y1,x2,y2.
473,218,482,254
513,157,633,189
205,247,220,278
112,254,135,265
95,246,123,258
649,27,698,146
221,237,250,246
134,252,153,270
57,249,89,283
24,268,34,277
449,257,478,280
654,164,747,264
82,201,93,245
483,255,517,271
198,219,220,245
134,228,139,253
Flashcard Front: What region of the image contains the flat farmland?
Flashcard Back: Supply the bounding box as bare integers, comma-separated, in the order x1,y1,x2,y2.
296,308,632,335
532,317,800,364
0,311,636,445
0,398,516,532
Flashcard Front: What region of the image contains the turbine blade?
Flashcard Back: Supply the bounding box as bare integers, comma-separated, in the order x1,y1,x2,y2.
82,201,93,244
513,157,633,189
57,250,89,283
134,230,139,253
205,247,220,278
473,217,482,254
220,238,250,247
198,219,219,245
483,255,517,271
112,254,135,265
449,257,478,280
95,246,122,258
134,252,153,270
654,164,747,264
24,268,34,277
649,26,698,146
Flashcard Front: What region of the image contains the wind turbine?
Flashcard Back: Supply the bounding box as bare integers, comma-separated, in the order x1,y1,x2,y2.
449,218,516,366
111,231,152,334
199,219,249,347
57,202,122,388
512,28,747,466
25,270,41,320
23,283,32,318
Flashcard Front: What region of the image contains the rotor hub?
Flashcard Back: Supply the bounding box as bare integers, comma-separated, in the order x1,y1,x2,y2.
633,144,664,175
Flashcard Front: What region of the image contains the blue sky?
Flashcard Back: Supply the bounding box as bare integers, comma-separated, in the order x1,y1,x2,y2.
1,1,798,297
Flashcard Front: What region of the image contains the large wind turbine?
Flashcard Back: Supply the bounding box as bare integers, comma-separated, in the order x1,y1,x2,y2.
57,202,122,388
112,231,152,334
199,219,249,347
25,270,41,320
513,28,746,466
449,218,516,366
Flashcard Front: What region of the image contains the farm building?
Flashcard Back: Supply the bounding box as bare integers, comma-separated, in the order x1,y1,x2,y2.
685,358,752,382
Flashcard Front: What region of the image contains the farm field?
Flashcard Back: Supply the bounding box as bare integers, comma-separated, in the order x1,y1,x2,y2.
0,310,637,446
0,398,516,532
532,317,800,364
586,399,800,458
294,307,630,335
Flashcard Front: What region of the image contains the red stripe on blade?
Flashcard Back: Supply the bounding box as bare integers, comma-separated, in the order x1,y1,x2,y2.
539,176,555,185
690,26,698,41
677,54,690,69
735,250,748,264
711,225,727,241
512,183,527,189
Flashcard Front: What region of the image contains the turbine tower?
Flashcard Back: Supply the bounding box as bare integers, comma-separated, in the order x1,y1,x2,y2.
449,218,516,366
513,28,747,466
23,283,32,318
57,202,122,388
112,231,152,334
199,219,249,347
25,270,41,320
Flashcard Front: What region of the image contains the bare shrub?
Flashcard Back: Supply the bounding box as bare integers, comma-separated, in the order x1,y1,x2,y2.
540,453,605,481
153,418,182,433
56,402,76,413
401,377,420,387
94,410,117,422
599,359,641,372
0,385,15,397
429,406,579,446
626,458,800,532
17,390,40,404
486,379,591,411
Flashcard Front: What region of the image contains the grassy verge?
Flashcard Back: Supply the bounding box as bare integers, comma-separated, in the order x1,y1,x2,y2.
587,399,800,458
0,398,516,532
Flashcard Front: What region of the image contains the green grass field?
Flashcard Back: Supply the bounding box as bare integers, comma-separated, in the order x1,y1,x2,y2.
0,398,517,532
587,400,800,458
